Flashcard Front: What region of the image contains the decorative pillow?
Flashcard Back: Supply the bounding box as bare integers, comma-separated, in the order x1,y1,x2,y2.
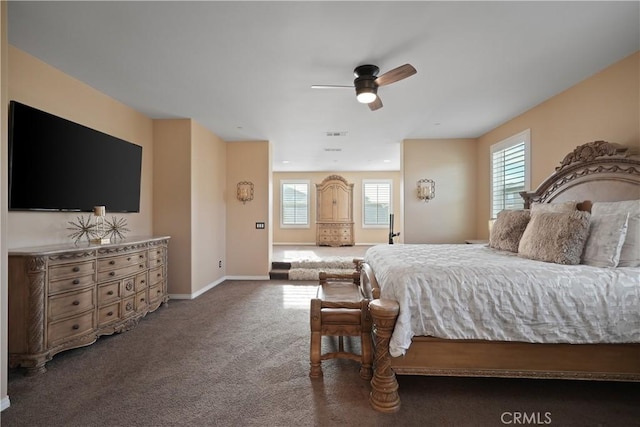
591,200,640,267
581,213,629,267
530,200,578,214
489,209,531,252
518,210,591,265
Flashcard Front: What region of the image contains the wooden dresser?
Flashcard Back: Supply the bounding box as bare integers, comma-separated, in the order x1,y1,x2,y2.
8,236,170,375
316,175,354,246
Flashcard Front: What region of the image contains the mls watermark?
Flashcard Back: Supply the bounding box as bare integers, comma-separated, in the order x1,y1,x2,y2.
500,412,552,425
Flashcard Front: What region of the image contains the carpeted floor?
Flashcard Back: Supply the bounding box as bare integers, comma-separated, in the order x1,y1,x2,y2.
2,280,639,427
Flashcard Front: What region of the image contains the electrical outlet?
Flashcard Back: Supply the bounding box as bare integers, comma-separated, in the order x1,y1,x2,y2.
218,260,222,268
256,222,265,229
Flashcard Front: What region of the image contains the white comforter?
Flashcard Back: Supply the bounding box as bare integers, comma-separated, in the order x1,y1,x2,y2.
364,244,640,357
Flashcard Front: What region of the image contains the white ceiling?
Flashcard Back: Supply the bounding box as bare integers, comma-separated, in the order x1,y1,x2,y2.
7,1,640,172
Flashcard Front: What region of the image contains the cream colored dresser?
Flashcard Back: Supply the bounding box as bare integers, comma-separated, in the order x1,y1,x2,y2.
8,236,170,375
316,175,354,246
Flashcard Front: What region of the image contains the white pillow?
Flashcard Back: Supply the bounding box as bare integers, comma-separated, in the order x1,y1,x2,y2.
530,200,578,214
581,213,629,267
591,200,640,267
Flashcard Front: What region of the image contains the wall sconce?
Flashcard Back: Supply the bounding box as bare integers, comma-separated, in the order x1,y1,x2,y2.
417,179,435,202
237,181,254,204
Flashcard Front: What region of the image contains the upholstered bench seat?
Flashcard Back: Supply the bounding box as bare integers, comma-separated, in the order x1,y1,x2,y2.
309,272,373,380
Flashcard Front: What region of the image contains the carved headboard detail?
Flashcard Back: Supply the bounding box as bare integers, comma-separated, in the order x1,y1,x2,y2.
521,141,640,209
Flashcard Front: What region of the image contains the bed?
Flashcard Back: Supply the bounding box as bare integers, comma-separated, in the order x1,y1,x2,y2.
359,141,640,412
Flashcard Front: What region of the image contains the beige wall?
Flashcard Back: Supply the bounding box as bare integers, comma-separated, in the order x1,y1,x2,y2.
475,51,640,239
6,47,154,248
402,139,478,243
226,141,271,277
153,119,192,296
272,171,402,245
190,120,227,293
1,2,9,412
153,119,227,296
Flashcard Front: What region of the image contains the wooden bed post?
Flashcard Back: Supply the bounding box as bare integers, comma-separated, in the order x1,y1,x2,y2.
369,299,401,413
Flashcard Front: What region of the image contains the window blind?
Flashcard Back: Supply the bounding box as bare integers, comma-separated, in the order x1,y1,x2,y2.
492,141,526,218
363,182,391,226
282,182,308,225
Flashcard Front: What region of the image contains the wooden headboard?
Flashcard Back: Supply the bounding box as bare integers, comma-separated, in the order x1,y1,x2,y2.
520,141,640,211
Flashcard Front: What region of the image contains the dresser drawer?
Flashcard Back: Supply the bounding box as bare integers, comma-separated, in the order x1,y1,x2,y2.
98,281,121,305
98,251,146,272
149,283,163,304
149,266,164,286
122,277,136,298
98,263,146,283
136,290,148,312
148,247,165,261
48,311,95,347
122,296,136,318
135,272,148,290
98,302,120,326
49,274,95,294
49,261,95,281
48,288,95,322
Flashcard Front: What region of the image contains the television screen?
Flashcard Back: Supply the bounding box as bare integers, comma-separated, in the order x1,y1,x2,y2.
8,101,142,212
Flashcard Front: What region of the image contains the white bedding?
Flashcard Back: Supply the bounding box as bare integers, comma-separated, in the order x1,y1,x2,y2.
364,244,640,357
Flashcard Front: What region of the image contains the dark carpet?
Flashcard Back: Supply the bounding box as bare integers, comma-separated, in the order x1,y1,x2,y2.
2,280,639,427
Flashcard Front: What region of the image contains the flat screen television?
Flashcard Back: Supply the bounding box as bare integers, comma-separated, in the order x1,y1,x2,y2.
8,100,142,212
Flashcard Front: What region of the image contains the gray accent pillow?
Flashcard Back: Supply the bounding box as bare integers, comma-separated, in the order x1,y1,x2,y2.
591,200,640,267
489,209,531,252
581,213,629,267
518,210,591,265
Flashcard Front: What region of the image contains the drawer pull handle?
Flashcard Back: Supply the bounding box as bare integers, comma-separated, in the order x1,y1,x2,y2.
72,300,80,306
72,324,79,330
72,266,80,272
140,280,145,284
157,273,161,277
157,260,161,263
140,255,144,258
157,251,161,254
140,298,145,302
107,290,114,296
127,257,131,261
157,290,161,294
72,279,80,285
109,260,115,265
109,271,116,276
126,283,133,291
126,302,133,311
139,264,144,268
107,311,113,316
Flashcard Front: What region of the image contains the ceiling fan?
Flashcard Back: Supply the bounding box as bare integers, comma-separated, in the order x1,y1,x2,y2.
312,63,417,111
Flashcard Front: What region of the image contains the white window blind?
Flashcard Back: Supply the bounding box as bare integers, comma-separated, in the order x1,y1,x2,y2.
490,130,530,218
281,181,309,227
363,180,391,227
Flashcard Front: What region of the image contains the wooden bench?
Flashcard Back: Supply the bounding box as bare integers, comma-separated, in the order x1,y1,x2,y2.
309,271,373,380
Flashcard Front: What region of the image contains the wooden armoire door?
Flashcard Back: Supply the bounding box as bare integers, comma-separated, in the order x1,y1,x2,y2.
316,175,354,246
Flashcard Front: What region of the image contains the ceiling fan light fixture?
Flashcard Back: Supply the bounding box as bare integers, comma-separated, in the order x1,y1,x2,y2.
356,88,377,104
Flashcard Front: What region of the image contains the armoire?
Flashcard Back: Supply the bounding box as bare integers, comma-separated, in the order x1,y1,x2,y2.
315,175,354,246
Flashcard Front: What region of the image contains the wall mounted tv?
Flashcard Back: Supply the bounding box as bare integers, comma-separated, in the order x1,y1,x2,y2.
8,100,142,212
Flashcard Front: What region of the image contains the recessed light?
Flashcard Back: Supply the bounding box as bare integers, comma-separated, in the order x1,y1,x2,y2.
383,159,391,163
282,160,290,164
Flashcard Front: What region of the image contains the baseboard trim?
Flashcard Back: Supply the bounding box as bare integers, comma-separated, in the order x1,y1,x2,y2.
169,277,226,300
1,396,10,412
225,275,270,280
273,242,316,246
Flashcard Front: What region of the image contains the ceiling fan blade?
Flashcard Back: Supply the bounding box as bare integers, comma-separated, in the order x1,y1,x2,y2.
311,85,354,89
375,64,417,87
368,96,383,111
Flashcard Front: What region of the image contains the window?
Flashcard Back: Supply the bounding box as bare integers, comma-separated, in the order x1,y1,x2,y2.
363,180,392,227
281,180,310,227
490,129,530,218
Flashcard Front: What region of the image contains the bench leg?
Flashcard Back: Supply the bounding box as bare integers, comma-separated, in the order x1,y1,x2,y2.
309,298,323,378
